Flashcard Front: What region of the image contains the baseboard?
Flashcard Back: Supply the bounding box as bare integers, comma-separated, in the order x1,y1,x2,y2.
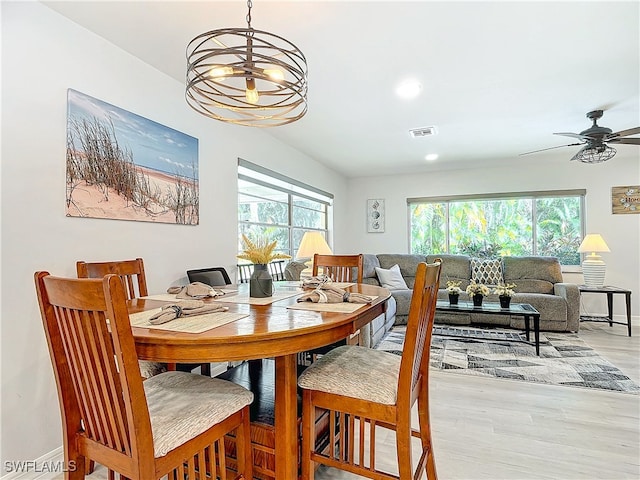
2,447,64,480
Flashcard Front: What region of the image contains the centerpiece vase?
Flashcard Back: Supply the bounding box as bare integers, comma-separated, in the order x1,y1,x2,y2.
249,264,273,298
472,294,484,307
448,293,459,305
499,295,511,308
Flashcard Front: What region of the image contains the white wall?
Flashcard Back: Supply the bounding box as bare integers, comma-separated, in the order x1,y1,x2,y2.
0,2,347,468
345,153,640,319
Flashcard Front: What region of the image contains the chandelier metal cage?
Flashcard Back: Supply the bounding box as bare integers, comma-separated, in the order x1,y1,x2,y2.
571,144,617,163
185,0,308,127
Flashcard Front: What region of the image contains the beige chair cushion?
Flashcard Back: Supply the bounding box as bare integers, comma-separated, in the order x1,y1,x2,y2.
298,345,401,405
144,371,253,457
139,360,167,379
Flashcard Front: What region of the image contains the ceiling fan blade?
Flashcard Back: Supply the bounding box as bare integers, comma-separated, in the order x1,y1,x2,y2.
608,137,640,145
608,127,640,138
553,132,591,141
520,143,583,156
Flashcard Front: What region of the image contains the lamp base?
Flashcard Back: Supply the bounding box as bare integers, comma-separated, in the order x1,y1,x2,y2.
582,257,606,288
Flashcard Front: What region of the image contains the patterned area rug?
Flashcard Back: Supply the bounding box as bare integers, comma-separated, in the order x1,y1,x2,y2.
376,326,639,394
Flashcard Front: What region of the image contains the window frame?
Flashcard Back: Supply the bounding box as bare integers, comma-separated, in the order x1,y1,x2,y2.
238,159,333,258
407,189,586,268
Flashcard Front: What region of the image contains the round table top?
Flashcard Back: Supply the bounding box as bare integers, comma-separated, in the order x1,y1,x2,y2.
130,283,390,363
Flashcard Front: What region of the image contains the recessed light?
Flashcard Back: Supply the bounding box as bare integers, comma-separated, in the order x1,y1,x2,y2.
410,126,438,138
425,154,439,161
395,80,422,99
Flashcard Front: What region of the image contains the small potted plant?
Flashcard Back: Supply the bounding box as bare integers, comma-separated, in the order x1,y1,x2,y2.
493,282,516,308
466,280,490,307
237,234,291,298
445,280,463,305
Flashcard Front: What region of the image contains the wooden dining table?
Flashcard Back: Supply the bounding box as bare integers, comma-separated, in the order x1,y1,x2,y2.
128,282,391,480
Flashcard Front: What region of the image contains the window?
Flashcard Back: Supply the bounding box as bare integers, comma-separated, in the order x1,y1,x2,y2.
408,190,585,265
238,159,333,258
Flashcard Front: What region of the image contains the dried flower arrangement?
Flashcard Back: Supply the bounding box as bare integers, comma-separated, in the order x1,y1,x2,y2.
237,234,291,265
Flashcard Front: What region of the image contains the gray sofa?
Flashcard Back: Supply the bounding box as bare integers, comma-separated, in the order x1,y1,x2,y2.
360,253,580,347
359,294,397,349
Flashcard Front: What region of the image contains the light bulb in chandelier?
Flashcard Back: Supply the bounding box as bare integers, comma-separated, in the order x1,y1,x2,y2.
209,66,234,78
245,78,259,104
264,68,285,82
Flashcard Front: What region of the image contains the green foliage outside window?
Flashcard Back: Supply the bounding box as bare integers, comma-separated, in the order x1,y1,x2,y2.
410,194,583,265
238,179,330,259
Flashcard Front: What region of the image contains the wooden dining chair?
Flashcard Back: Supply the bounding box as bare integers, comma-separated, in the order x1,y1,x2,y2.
78,258,216,376
35,271,254,480
268,260,286,281
312,254,364,283
305,254,364,360
76,258,168,378
238,261,286,283
298,260,442,480
77,258,148,300
237,264,253,284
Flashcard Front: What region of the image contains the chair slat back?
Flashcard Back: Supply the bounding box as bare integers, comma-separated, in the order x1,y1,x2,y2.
237,264,252,284
76,258,148,300
312,254,364,283
268,260,286,281
35,272,151,464
398,260,442,406
238,261,287,283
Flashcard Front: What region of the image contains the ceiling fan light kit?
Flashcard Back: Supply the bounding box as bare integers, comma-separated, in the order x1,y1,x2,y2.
185,0,308,127
521,109,640,163
571,144,616,164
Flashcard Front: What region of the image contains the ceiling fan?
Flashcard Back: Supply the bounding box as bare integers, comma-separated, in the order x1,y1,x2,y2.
522,110,640,163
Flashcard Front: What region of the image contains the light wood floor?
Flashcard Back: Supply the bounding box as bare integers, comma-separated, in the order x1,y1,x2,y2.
316,321,640,479
71,321,639,480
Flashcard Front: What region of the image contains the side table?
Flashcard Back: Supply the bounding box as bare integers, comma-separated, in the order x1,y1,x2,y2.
579,285,632,336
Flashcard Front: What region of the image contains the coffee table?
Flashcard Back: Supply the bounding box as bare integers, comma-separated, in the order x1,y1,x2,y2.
436,300,541,355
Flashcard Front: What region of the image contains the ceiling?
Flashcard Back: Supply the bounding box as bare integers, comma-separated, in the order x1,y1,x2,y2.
43,1,640,178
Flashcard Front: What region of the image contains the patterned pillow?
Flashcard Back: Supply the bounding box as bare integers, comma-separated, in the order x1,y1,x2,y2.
470,258,503,286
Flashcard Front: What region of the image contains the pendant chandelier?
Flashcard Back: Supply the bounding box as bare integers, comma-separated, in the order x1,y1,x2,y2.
186,0,308,127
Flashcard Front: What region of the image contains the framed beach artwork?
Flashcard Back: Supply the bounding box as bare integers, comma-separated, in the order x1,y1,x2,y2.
367,199,385,233
66,89,199,225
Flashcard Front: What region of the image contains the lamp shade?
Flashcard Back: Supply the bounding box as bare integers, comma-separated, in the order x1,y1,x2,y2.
296,232,332,260
578,234,610,254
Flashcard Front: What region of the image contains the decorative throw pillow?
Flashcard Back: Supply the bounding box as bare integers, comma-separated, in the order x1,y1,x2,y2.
375,264,409,290
470,258,503,286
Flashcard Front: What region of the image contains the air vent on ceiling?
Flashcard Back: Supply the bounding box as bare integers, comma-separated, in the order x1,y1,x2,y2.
409,126,438,138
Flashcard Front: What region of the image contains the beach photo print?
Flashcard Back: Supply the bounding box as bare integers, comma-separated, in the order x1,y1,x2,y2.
66,89,199,225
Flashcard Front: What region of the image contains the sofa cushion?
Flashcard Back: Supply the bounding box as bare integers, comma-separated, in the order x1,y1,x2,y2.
512,292,567,321
470,257,503,286
362,254,381,280
503,256,562,294
389,289,413,322
377,254,426,289
428,254,471,290
375,264,409,290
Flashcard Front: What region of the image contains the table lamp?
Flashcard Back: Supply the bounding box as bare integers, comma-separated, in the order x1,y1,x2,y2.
578,233,610,288
296,232,332,274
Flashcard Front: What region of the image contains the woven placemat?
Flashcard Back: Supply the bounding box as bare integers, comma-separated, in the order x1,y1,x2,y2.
287,297,378,313
141,288,237,302
129,309,248,333
214,290,302,305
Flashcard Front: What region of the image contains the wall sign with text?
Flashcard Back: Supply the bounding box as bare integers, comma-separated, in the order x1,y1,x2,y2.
612,186,640,214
